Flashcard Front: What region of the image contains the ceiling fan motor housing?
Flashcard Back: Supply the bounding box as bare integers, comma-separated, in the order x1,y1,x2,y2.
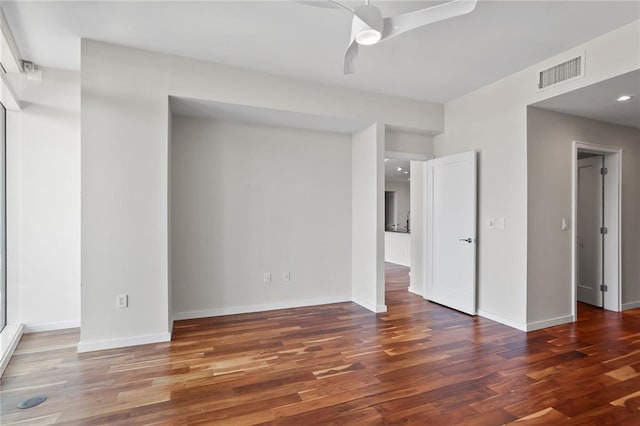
353,5,384,45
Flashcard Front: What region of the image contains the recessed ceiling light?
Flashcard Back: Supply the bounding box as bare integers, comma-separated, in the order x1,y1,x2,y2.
397,167,402,171
617,95,633,102
384,158,389,162
404,171,408,174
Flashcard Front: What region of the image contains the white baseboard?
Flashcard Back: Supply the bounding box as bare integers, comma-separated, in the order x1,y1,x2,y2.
173,295,352,321
24,320,80,334
526,314,574,332
1,324,24,377
408,286,423,297
477,310,527,332
352,296,387,313
622,301,640,311
77,332,171,353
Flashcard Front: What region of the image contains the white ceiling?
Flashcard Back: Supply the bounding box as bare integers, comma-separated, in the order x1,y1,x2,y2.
3,1,639,103
533,70,640,129
385,158,411,182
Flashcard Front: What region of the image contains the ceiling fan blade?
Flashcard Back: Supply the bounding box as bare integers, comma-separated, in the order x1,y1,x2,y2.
343,35,359,74
295,1,354,13
297,1,382,30
382,0,477,41
296,1,340,8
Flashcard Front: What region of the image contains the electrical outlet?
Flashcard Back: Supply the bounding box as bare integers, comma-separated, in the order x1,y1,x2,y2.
283,272,290,282
264,272,271,283
117,294,128,308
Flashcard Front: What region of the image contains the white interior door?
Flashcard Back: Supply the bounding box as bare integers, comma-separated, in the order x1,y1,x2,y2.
577,156,603,307
425,151,477,315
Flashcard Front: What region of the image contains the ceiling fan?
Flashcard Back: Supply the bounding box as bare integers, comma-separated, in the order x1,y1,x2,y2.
298,0,478,74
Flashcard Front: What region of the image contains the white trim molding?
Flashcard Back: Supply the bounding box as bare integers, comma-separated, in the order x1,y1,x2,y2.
526,315,574,332
479,310,574,333
351,296,387,313
0,9,23,73
408,286,423,297
622,301,640,311
0,9,22,110
174,296,352,321
0,69,20,111
0,324,24,377
477,310,527,332
384,151,430,161
23,320,80,334
77,332,171,353
571,141,622,316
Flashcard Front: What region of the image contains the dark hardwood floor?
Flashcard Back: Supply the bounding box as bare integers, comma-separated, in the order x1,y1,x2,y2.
2,263,640,424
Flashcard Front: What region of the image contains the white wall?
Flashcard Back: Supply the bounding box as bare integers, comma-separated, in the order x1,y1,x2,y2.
81,44,171,352
435,74,530,329
384,232,410,267
166,109,173,331
527,107,640,323
386,129,434,155
171,116,352,317
434,21,640,330
352,123,385,312
81,40,441,351
385,181,410,229
409,161,426,295
11,68,80,332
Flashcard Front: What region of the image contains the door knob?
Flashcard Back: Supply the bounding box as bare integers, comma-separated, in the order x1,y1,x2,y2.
459,238,473,243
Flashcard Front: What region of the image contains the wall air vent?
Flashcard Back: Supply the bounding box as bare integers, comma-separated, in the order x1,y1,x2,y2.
537,54,584,90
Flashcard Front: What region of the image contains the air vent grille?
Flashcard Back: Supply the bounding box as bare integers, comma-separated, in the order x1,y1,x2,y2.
538,55,583,90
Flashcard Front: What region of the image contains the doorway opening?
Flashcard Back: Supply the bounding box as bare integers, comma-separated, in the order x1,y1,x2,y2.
384,157,411,267
384,190,398,231
383,151,428,302
572,141,621,316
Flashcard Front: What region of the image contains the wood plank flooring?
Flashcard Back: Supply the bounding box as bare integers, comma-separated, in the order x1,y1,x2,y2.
2,263,640,424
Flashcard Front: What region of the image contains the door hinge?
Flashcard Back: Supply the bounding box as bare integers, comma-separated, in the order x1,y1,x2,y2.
600,285,608,292
600,167,608,175
600,227,608,235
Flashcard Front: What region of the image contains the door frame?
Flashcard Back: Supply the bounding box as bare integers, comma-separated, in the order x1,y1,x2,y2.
571,141,622,317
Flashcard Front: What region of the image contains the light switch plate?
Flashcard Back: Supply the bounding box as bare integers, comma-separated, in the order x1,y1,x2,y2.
497,217,505,230
117,294,128,308
283,272,290,282
487,218,495,229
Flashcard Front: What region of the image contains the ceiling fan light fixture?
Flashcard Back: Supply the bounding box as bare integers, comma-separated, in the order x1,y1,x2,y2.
356,28,382,45
352,4,384,46
316,0,480,74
